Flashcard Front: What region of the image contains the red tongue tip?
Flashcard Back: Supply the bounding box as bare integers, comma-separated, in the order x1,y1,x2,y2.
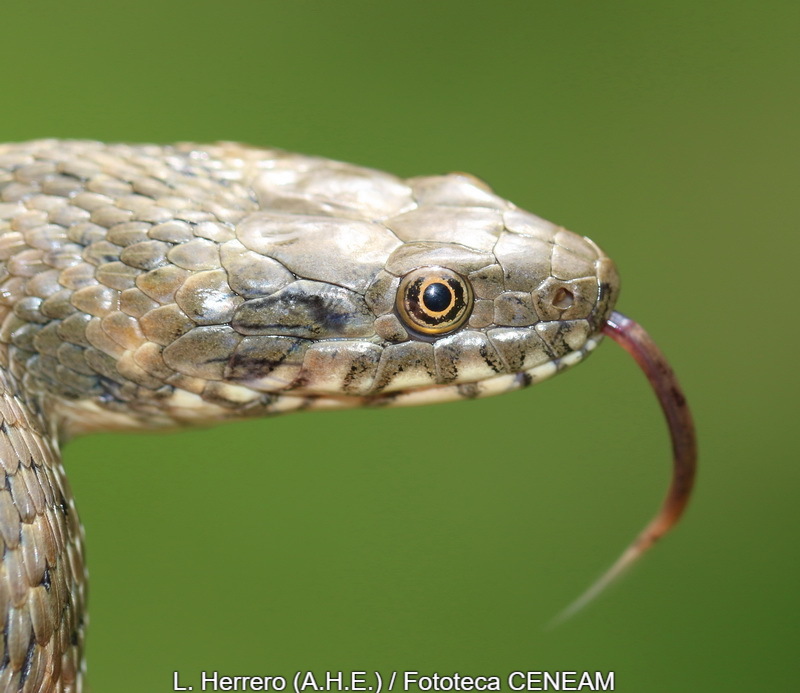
551,311,697,625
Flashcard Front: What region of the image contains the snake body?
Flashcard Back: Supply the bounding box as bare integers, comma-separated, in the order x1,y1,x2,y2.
0,139,622,690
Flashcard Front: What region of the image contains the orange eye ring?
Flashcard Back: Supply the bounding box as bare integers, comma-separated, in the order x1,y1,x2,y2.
395,266,473,335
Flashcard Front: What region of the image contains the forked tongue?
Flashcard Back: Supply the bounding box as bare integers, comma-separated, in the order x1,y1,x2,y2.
551,310,697,625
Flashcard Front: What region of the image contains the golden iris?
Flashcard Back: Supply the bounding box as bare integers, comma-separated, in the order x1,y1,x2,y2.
395,266,473,335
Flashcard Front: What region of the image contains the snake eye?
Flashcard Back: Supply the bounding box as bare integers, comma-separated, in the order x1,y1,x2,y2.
396,266,473,335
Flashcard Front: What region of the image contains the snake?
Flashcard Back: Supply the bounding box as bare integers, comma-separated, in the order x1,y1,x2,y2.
0,139,697,691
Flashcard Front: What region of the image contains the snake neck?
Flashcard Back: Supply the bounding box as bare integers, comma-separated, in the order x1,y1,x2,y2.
0,362,85,690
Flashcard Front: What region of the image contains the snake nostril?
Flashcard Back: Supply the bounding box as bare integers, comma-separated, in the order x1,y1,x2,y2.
553,287,574,309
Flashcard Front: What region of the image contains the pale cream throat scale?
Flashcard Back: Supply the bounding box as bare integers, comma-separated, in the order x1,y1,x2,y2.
0,140,697,691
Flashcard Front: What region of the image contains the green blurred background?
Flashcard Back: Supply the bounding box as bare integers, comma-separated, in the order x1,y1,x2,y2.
1,1,797,691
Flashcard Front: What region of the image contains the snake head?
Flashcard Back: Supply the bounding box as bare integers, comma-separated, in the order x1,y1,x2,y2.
213,157,620,407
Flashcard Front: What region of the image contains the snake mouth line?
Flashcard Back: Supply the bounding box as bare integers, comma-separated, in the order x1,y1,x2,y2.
362,334,603,409
551,310,698,624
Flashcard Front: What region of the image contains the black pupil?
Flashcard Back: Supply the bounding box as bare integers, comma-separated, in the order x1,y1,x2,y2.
422,282,452,312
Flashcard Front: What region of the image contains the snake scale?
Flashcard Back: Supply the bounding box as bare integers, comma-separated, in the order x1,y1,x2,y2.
0,140,696,691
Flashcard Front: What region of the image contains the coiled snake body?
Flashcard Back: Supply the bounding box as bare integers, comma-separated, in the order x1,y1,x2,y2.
0,140,696,691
